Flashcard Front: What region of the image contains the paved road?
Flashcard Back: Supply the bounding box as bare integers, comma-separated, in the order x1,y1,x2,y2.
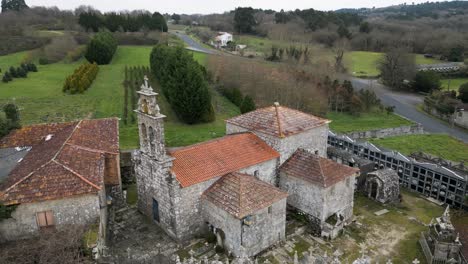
171,31,217,54
351,78,468,143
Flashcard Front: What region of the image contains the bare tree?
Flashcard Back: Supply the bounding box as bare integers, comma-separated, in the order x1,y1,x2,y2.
378,47,416,89
333,38,350,73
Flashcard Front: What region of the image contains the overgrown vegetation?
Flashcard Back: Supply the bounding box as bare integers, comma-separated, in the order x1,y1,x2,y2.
63,62,99,94
122,65,151,125
85,32,118,65
2,62,37,83
150,45,213,124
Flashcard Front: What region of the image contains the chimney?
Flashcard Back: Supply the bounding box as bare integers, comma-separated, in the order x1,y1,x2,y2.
274,102,284,138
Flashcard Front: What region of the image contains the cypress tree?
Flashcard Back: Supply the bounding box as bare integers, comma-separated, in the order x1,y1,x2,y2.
240,95,256,113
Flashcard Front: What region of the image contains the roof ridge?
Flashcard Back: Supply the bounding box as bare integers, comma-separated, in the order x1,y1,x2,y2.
52,160,101,190
52,120,83,160
3,160,54,194
316,154,326,186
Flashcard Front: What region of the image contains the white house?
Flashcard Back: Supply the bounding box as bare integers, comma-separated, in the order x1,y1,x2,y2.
214,32,233,48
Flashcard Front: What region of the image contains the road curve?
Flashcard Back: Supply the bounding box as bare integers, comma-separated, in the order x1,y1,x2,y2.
351,78,468,143
171,31,217,55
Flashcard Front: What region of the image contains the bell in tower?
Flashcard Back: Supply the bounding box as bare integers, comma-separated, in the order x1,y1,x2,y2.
135,76,167,161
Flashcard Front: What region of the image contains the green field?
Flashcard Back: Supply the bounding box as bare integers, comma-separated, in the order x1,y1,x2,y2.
0,46,232,150
370,134,468,162
441,78,468,92
345,51,443,77
328,111,414,133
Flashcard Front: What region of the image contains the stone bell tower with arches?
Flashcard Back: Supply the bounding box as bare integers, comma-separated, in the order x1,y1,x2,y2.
135,75,167,160
134,76,178,238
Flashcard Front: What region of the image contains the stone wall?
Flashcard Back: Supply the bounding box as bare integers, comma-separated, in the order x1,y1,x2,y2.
202,198,287,257
0,194,100,242
120,150,135,184
343,123,424,139
134,151,178,239
226,124,329,164
239,159,278,186
279,174,324,220
322,176,355,224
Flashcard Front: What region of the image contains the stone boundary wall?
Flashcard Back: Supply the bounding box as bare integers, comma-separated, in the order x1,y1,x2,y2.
343,123,424,139
120,150,135,184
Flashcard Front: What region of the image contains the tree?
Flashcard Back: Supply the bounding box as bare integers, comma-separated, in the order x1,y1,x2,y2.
2,71,11,82
16,66,26,77
458,83,468,103
9,66,17,78
85,32,117,65
3,103,19,123
411,71,441,93
333,39,349,73
378,48,416,89
78,12,102,32
1,0,28,12
240,95,256,113
446,45,465,62
359,21,371,33
150,12,168,32
171,13,181,24
150,45,213,124
234,7,256,34
337,24,351,39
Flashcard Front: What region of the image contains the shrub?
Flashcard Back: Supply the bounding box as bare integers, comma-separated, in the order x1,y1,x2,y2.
16,67,27,78
150,45,213,124
85,32,118,65
63,62,99,94
9,66,17,78
27,63,38,72
3,104,20,123
39,57,49,65
2,73,10,83
458,83,468,103
411,71,441,93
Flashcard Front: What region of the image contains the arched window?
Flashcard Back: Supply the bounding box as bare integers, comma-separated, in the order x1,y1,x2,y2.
140,123,148,151
149,126,156,155
141,99,149,114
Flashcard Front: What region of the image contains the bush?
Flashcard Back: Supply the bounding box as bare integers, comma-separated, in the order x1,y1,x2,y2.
39,57,49,65
412,71,441,93
458,83,468,103
41,36,79,63
85,32,118,65
9,66,17,78
3,71,12,82
16,67,27,78
63,62,99,94
150,45,213,124
27,63,38,72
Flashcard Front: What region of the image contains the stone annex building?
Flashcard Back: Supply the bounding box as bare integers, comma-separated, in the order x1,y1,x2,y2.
134,81,359,257
0,118,121,242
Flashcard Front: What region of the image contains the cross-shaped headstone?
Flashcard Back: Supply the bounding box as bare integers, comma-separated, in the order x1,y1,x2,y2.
412,258,420,264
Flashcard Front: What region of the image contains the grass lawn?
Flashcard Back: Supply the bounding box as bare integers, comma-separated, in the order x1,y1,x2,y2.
345,51,443,77
328,111,414,133
370,134,468,162
0,46,217,150
441,78,468,92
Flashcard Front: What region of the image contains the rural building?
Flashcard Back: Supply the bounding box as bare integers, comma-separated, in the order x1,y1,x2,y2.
279,149,359,238
328,132,468,209
213,32,233,48
133,78,359,257
364,169,400,204
0,118,121,242
202,172,288,257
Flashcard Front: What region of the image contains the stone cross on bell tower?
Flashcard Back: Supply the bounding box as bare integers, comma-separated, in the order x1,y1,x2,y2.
135,75,167,160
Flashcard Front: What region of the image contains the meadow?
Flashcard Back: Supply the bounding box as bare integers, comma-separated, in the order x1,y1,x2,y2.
440,78,468,92
345,51,443,77
370,134,468,162
328,111,414,133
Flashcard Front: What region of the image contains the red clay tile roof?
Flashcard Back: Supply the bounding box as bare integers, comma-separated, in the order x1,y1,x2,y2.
226,104,330,138
0,118,118,205
280,149,359,188
169,133,279,188
202,172,288,219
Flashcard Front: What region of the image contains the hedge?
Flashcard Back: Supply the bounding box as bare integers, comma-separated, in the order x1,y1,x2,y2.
63,62,99,94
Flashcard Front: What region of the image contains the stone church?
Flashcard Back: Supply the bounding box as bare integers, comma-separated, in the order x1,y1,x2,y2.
133,78,359,257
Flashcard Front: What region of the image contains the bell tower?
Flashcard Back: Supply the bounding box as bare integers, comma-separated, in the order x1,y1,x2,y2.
135,76,167,161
